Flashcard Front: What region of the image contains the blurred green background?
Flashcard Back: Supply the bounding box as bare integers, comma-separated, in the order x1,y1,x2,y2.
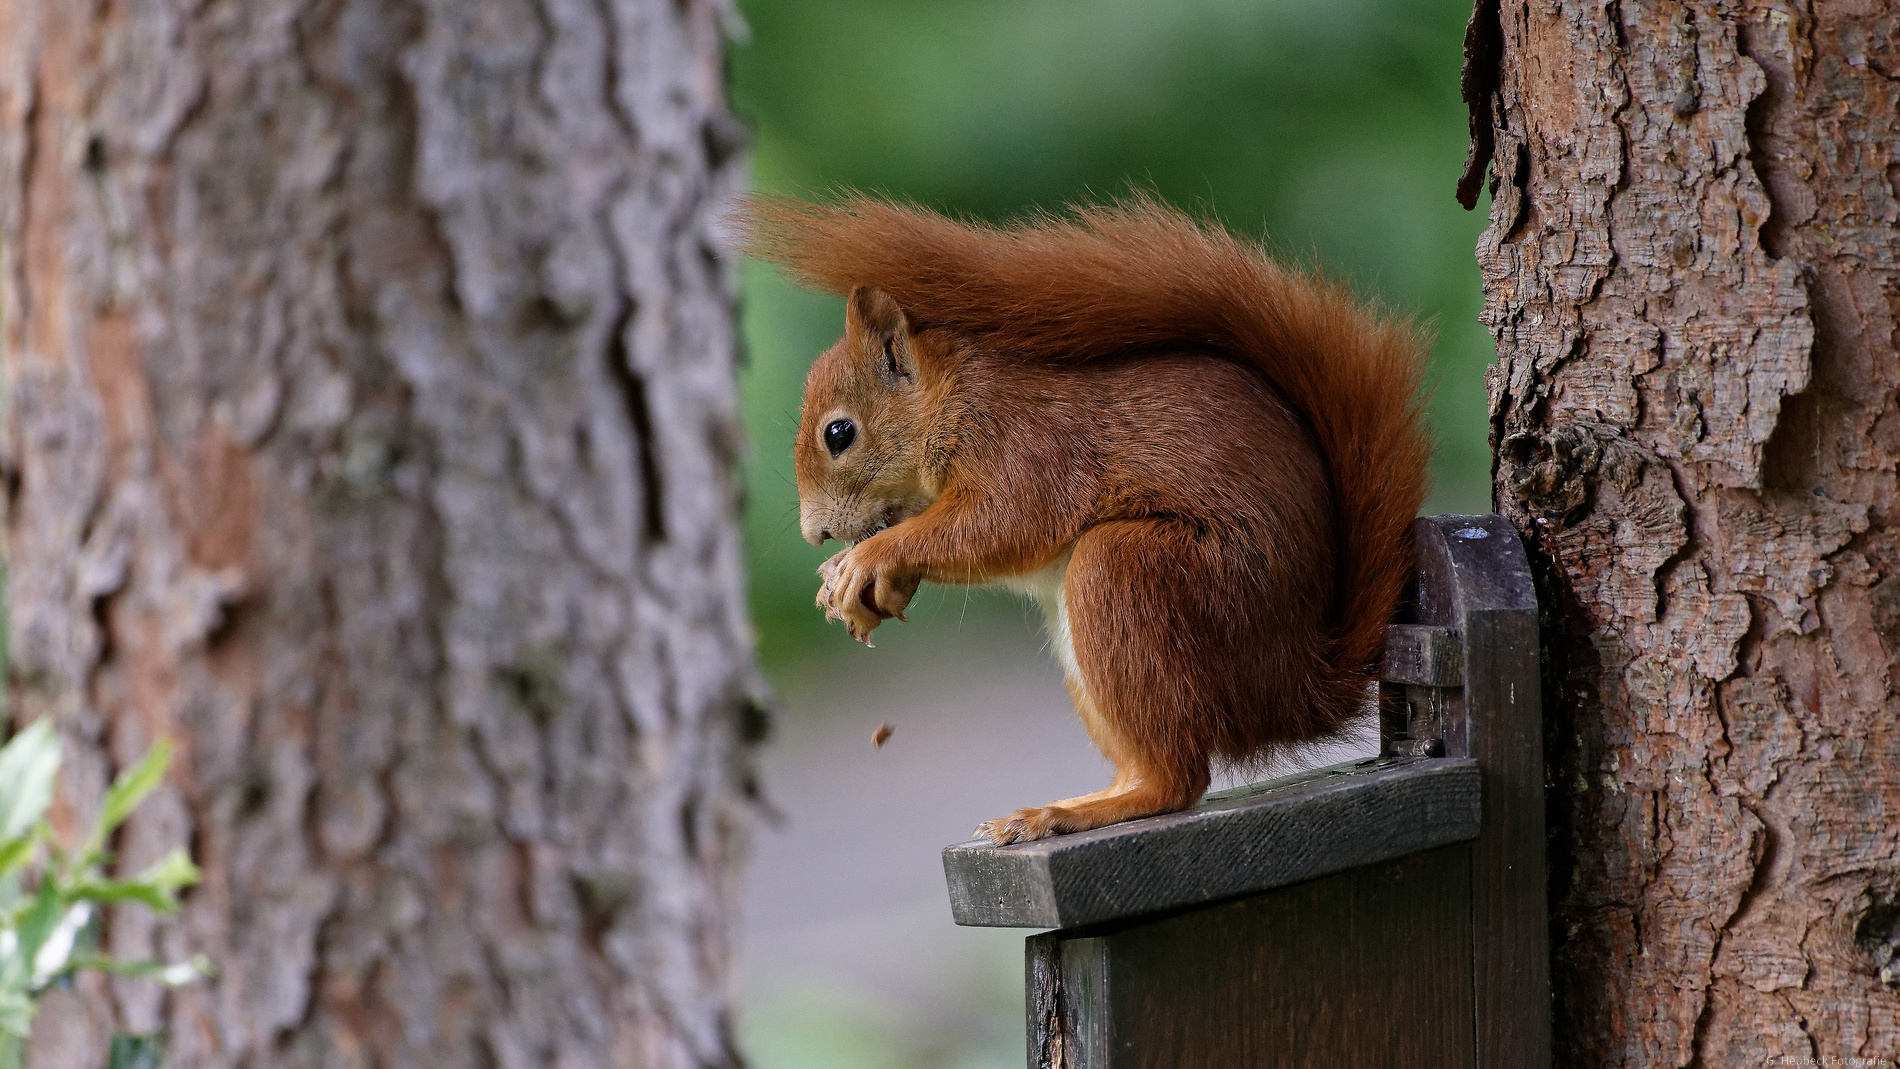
728,1,1492,1065
733,0,1493,673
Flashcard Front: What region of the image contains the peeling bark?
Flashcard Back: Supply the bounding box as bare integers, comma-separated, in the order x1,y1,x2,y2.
0,0,759,1065
1474,0,1900,1063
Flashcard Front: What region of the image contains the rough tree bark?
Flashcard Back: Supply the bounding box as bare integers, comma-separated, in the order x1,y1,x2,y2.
0,0,760,1065
1469,0,1900,1063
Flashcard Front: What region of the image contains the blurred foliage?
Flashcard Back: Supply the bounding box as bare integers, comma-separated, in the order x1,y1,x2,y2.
730,0,1494,669
0,726,207,1069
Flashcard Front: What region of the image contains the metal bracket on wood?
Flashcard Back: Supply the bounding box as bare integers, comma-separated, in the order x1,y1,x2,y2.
1381,622,1463,760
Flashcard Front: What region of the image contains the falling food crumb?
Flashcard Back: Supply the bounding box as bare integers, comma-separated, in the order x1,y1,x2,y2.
872,722,894,749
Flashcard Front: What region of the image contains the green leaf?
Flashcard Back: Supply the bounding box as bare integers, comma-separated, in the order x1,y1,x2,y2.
0,992,30,1040
94,741,172,847
7,881,60,991
0,723,60,842
133,850,199,896
0,927,23,990
68,849,201,914
29,902,90,985
0,1027,24,1069
0,837,34,882
106,1032,164,1069
64,879,170,913
68,954,210,988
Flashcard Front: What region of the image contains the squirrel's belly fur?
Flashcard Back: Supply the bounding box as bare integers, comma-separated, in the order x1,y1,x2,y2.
991,546,1084,705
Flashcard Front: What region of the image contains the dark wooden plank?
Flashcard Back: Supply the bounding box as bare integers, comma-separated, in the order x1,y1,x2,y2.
1382,623,1464,686
944,758,1480,928
1036,845,1476,1068
1415,515,1550,1069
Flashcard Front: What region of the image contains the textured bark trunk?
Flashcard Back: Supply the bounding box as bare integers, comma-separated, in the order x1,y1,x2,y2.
0,1,759,1066
1471,0,1900,1063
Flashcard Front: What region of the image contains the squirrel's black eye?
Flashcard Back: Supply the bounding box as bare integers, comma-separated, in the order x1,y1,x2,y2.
824,419,856,456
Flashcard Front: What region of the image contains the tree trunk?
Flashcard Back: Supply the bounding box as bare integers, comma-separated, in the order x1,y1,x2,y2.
0,0,759,1065
1472,0,1900,1063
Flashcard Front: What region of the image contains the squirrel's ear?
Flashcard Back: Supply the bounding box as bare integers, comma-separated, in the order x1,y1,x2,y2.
847,286,915,386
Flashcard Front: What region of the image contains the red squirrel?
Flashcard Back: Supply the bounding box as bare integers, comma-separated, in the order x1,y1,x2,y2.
737,194,1430,845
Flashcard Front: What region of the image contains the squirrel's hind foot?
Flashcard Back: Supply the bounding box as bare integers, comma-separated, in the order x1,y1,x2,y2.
976,806,1078,846
976,782,1200,846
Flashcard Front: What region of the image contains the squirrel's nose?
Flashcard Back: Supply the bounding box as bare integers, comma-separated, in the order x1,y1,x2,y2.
798,501,830,545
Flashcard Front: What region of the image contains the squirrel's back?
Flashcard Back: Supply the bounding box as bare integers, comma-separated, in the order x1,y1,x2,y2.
738,193,1430,708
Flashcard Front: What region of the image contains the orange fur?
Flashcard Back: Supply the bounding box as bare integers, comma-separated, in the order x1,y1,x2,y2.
738,194,1431,844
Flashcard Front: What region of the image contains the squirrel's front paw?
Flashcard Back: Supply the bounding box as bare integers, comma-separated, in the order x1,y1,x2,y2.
816,546,919,644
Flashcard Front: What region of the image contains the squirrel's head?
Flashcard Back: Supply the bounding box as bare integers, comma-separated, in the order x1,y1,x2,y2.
794,286,948,546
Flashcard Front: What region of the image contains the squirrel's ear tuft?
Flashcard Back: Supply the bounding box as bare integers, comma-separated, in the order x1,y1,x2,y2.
847,285,905,337
847,286,915,385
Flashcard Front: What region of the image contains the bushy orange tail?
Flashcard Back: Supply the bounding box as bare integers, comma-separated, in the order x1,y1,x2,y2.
735,193,1430,678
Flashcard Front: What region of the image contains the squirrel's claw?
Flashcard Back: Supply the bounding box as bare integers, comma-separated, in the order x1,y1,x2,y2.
815,545,916,644
978,806,1073,845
